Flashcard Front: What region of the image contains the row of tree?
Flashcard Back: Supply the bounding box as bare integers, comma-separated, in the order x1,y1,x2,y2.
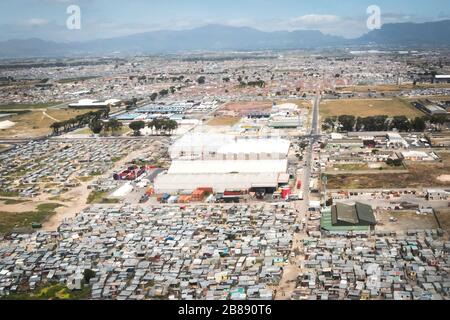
50,108,110,135
88,118,123,135
128,118,179,136
238,80,266,88
322,114,448,133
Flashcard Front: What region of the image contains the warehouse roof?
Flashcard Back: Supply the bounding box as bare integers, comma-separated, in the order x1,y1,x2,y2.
331,202,376,226
168,160,288,174
154,172,282,193
170,133,290,157
216,138,290,155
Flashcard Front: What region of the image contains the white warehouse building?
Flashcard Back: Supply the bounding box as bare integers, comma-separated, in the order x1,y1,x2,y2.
155,133,291,194
169,133,290,161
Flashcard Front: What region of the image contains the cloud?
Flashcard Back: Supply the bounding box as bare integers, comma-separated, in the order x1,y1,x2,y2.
289,14,342,25
25,18,50,27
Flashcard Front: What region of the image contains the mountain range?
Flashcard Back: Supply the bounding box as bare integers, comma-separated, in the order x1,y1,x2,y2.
1,20,450,58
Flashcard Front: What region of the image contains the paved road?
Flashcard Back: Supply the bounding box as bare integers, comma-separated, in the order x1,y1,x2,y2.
275,94,321,300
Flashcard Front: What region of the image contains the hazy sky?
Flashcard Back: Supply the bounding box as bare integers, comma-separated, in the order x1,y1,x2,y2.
0,0,449,42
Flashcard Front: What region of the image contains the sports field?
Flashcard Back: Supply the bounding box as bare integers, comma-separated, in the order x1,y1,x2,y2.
320,98,424,119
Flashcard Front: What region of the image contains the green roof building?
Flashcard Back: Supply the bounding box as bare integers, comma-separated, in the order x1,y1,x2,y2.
321,202,376,234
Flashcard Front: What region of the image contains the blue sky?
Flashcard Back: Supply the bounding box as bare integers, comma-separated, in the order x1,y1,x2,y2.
0,0,449,41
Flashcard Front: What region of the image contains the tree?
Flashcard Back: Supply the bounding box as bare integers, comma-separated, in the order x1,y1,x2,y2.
355,117,364,131
103,106,111,119
338,115,356,132
373,115,389,131
159,89,169,96
50,122,62,135
390,116,411,132
197,76,206,84
105,118,123,136
323,117,337,132
430,114,448,131
129,121,145,136
147,120,155,135
89,120,104,134
150,92,158,102
411,117,426,132
386,158,403,167
167,120,178,135
83,269,96,284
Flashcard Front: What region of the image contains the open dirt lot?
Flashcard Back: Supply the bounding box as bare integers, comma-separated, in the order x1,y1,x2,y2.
327,153,450,189
219,101,273,116
376,210,438,232
206,116,241,126
320,98,424,119
0,108,97,139
435,209,450,233
337,83,450,93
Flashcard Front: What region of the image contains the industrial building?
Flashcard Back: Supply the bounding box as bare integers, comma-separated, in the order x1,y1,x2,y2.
268,103,302,129
155,133,291,194
169,133,290,160
69,99,121,109
331,202,377,227
320,202,377,234
434,75,450,84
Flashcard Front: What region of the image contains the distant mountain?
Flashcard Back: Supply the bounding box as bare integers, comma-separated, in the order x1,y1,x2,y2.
0,38,70,58
357,19,450,46
1,20,450,58
0,25,346,58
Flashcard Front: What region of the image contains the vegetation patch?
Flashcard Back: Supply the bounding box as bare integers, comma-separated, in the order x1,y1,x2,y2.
2,283,91,300
0,102,60,110
87,191,120,204
0,198,30,205
0,203,63,234
327,153,450,189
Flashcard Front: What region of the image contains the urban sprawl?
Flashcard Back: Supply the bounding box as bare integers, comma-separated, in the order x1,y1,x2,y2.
0,50,449,300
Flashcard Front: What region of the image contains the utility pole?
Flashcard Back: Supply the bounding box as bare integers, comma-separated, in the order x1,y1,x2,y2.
322,174,328,208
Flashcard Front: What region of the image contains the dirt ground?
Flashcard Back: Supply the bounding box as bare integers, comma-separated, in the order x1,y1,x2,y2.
435,209,450,233
42,143,162,231
327,153,450,189
219,101,273,116
206,116,241,126
337,83,450,93
320,98,424,119
376,210,438,232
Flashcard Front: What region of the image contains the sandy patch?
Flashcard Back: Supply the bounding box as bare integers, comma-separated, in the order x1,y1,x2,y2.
0,120,15,129
437,175,450,182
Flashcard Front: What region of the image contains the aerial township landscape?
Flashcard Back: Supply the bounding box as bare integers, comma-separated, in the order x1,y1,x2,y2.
0,48,449,300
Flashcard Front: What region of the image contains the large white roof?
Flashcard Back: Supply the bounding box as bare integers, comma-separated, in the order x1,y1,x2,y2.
170,133,291,158
217,139,290,155
155,172,281,193
168,160,288,174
